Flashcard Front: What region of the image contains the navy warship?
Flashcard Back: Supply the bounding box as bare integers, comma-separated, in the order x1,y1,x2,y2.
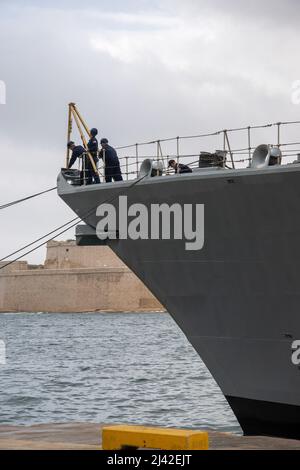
57,107,300,439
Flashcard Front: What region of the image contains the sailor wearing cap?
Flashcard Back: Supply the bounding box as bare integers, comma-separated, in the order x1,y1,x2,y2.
87,128,100,184
99,138,123,183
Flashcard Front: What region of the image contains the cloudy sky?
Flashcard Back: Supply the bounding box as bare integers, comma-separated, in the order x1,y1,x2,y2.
1,0,300,263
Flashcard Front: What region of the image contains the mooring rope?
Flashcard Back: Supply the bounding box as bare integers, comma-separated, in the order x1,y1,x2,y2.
0,187,57,211
0,173,148,271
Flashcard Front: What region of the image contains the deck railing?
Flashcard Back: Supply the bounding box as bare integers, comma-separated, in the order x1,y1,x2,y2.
77,120,300,182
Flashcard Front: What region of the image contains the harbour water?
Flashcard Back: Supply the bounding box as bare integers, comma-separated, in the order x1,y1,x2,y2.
0,312,240,434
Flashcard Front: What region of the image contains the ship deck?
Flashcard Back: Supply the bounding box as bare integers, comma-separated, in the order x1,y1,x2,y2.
1,423,300,450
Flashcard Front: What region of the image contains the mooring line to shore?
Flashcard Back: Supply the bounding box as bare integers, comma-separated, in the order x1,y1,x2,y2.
0,173,148,271
0,186,57,211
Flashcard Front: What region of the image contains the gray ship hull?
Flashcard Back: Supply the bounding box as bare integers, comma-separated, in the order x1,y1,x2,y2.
58,164,300,439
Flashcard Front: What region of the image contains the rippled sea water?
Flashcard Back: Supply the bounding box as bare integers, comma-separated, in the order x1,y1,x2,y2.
0,312,240,433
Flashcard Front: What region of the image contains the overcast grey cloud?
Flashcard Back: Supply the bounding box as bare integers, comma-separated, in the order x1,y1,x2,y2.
1,0,300,263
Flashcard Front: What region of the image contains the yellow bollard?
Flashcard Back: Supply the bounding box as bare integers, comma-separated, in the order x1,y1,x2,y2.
102,425,209,450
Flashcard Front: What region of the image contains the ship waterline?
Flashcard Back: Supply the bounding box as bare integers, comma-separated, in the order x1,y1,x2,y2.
58,162,300,439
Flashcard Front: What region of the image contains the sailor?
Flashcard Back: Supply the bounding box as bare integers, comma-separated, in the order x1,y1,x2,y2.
99,138,123,183
87,128,100,184
168,159,192,174
67,141,85,169
67,141,95,185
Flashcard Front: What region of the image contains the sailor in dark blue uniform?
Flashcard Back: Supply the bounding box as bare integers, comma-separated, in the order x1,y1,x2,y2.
67,141,96,185
87,128,100,184
168,159,192,174
67,141,87,184
67,142,85,169
87,128,98,156
99,138,123,183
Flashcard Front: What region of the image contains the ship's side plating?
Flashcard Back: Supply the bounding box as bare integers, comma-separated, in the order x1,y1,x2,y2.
58,164,300,439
